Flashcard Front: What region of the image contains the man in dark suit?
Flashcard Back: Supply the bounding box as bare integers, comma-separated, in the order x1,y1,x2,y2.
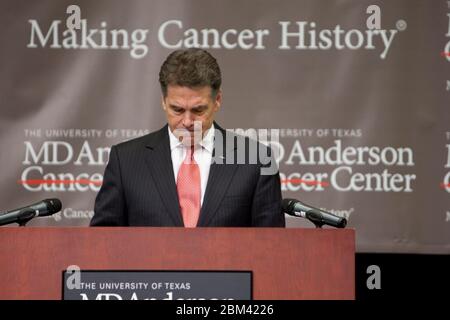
91,48,285,227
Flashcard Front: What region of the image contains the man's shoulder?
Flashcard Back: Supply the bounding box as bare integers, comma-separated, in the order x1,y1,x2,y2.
218,128,273,153
114,126,167,152
213,127,276,169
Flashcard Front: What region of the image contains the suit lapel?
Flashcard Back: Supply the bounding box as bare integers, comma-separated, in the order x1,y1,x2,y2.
143,126,183,226
197,125,238,227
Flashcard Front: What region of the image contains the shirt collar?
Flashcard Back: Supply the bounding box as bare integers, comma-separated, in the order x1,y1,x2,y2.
168,123,215,153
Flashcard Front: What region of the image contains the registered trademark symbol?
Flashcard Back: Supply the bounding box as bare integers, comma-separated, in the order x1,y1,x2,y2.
396,20,407,31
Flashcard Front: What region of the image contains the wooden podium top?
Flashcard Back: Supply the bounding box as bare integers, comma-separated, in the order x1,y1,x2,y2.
0,227,355,300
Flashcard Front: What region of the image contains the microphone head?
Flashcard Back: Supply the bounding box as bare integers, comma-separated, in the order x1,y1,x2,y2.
337,217,347,228
43,198,62,215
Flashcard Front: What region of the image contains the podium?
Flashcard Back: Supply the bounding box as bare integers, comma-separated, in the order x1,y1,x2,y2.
0,227,354,299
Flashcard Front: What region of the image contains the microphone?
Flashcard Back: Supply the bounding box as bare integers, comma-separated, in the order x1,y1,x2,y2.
282,198,347,228
0,198,62,226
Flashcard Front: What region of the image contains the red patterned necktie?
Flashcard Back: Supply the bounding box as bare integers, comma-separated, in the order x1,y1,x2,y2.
176,146,201,227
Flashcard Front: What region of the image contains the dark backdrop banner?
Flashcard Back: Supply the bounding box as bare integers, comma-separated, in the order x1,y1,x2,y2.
0,0,449,253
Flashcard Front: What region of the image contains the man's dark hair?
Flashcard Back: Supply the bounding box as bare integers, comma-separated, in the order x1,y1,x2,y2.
159,48,222,98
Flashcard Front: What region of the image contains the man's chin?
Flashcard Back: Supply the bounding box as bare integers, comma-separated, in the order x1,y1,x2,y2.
176,133,202,146
172,126,206,144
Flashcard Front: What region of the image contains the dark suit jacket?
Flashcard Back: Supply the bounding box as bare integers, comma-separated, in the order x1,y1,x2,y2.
90,123,285,227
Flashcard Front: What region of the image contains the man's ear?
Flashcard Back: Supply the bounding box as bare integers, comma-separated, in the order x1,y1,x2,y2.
161,96,167,110
214,89,222,111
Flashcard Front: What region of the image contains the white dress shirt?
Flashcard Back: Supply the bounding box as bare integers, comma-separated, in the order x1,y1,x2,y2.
168,124,215,206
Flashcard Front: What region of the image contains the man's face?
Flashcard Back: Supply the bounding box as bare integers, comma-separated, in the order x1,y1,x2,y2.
162,85,222,144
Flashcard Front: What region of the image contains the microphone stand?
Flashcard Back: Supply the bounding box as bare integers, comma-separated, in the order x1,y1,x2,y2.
17,208,37,226
313,222,324,229
305,210,325,229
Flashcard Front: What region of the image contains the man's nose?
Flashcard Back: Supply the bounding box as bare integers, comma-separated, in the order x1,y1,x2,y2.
182,112,195,128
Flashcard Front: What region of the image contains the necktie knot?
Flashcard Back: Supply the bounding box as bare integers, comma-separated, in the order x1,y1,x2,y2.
184,146,195,163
